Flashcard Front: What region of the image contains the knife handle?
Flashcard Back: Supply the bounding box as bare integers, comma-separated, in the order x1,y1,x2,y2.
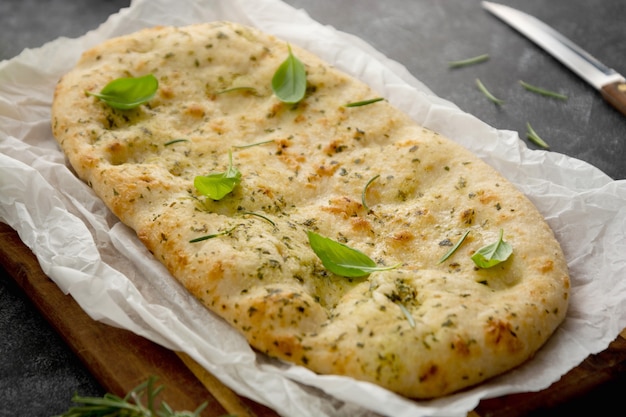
600,80,626,117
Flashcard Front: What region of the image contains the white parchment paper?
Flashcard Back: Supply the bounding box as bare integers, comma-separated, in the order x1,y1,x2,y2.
1,0,626,416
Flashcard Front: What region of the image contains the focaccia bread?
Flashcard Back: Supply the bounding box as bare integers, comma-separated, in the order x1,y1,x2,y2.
51,22,570,399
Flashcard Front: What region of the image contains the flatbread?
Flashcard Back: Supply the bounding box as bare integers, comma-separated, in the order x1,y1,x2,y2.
51,22,570,399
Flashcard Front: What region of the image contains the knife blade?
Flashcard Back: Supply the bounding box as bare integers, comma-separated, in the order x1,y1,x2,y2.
482,1,626,116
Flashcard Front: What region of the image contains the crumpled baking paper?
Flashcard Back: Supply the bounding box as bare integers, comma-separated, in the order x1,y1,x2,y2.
1,0,625,416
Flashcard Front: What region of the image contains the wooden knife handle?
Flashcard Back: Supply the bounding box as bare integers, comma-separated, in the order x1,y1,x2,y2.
600,80,626,116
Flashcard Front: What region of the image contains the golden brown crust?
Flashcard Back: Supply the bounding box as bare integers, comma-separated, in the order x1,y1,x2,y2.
51,22,569,398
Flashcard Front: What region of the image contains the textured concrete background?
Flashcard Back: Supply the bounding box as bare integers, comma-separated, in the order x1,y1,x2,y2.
1,0,625,415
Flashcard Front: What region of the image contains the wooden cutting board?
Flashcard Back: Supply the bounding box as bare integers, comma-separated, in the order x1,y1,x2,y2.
1,221,625,416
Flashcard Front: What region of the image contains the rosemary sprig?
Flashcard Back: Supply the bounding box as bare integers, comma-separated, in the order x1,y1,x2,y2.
54,376,208,417
476,78,504,105
519,80,568,100
448,54,490,68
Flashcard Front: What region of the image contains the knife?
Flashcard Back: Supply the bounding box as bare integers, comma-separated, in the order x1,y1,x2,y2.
482,1,626,116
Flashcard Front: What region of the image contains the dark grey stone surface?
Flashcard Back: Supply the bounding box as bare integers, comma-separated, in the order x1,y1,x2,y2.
1,1,624,415
1,3,129,415
0,268,105,417
285,0,626,181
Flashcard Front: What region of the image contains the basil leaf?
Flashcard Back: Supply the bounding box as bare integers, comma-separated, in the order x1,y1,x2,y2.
271,44,307,104
87,74,158,109
307,231,398,277
194,151,241,200
471,229,512,268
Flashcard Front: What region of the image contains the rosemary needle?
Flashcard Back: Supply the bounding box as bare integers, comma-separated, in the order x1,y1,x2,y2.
519,80,568,100
526,122,550,149
345,97,385,107
438,230,470,264
448,53,490,68
163,138,190,146
361,174,380,211
475,78,504,105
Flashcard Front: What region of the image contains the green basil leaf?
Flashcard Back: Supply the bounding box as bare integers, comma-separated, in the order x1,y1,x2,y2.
194,151,241,200
271,44,307,104
87,74,158,109
307,231,398,277
471,229,513,268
